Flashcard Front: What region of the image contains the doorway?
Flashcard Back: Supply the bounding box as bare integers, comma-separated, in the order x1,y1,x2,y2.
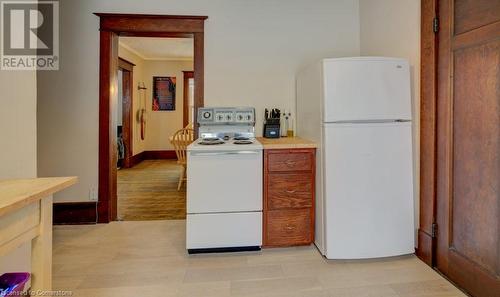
116,36,194,221
419,1,500,296
96,13,207,223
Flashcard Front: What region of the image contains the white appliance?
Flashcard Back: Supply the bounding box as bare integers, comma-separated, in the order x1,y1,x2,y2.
296,57,415,259
186,107,263,253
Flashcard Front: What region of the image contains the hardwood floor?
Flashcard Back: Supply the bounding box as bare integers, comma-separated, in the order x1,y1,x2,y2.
118,160,186,221
52,221,467,297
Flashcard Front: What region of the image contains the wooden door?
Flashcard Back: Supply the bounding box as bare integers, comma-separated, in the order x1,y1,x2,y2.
118,58,135,169
436,1,500,296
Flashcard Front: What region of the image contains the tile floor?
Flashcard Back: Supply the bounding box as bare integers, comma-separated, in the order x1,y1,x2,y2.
52,220,467,297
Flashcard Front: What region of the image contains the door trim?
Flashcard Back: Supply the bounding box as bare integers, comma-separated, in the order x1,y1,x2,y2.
420,2,500,295
417,0,438,266
435,1,500,295
95,13,207,223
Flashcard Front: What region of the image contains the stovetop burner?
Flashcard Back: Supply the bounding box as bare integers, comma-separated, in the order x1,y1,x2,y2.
203,137,221,141
234,136,250,141
233,140,253,145
198,137,225,145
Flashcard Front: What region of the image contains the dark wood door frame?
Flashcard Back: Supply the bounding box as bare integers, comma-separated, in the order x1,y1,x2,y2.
118,57,135,169
183,71,194,127
419,2,500,295
95,13,207,223
434,1,500,295
417,0,438,266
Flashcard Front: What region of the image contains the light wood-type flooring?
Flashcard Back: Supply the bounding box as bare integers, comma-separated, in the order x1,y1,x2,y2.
118,160,186,221
52,221,467,297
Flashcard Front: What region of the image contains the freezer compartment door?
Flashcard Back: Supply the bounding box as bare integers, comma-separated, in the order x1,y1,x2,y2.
323,58,412,122
187,150,263,213
323,122,414,259
187,212,262,249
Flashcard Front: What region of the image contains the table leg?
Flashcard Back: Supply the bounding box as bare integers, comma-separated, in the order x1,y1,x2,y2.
30,195,53,292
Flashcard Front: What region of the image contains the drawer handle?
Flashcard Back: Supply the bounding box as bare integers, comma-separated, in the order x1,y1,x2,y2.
285,189,297,194
285,160,296,167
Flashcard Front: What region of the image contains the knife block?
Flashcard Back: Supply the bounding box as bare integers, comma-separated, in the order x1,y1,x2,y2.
263,118,280,138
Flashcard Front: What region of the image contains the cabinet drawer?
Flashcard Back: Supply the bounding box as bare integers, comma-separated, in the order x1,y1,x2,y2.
268,174,313,209
265,209,312,247
267,151,313,172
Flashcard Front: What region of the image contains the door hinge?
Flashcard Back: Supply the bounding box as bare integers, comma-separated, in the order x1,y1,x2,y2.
433,17,439,33
431,223,438,238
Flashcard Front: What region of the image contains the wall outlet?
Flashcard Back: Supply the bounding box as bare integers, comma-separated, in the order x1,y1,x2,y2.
89,188,98,201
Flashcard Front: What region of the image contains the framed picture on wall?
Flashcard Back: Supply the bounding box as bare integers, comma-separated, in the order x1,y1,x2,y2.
152,76,176,111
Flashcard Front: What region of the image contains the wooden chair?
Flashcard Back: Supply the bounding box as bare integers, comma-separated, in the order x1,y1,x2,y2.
170,128,194,190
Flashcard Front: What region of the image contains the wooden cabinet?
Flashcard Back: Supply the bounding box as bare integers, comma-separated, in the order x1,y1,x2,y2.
267,151,314,172
266,209,312,246
263,149,315,247
267,174,313,209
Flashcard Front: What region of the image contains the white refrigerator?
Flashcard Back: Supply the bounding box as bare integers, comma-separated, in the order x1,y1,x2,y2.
296,57,415,259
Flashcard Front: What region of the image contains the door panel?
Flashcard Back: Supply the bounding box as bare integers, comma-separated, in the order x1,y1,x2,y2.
454,0,500,34
323,123,414,259
186,212,262,249
452,40,500,276
436,1,500,296
322,58,412,122
187,150,263,213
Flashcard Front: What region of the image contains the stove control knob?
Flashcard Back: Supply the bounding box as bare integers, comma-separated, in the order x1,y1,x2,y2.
246,115,252,121
237,115,243,121
203,111,211,119
217,115,223,121
226,115,231,121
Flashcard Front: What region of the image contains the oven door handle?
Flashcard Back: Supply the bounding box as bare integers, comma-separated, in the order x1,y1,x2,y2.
190,151,261,156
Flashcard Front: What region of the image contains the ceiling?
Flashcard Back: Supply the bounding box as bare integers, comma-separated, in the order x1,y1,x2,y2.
119,37,193,61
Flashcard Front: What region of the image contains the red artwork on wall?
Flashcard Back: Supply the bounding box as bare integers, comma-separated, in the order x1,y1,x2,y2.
152,76,176,111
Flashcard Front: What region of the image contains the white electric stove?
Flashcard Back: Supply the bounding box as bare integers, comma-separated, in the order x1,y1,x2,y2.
186,107,263,253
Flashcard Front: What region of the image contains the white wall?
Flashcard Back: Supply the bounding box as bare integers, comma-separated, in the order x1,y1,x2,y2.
143,60,193,151
0,69,36,283
37,0,361,202
118,45,193,152
359,0,421,243
1,71,37,179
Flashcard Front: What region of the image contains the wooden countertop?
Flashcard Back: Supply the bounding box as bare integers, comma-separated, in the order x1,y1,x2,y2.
257,137,317,149
0,177,77,217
